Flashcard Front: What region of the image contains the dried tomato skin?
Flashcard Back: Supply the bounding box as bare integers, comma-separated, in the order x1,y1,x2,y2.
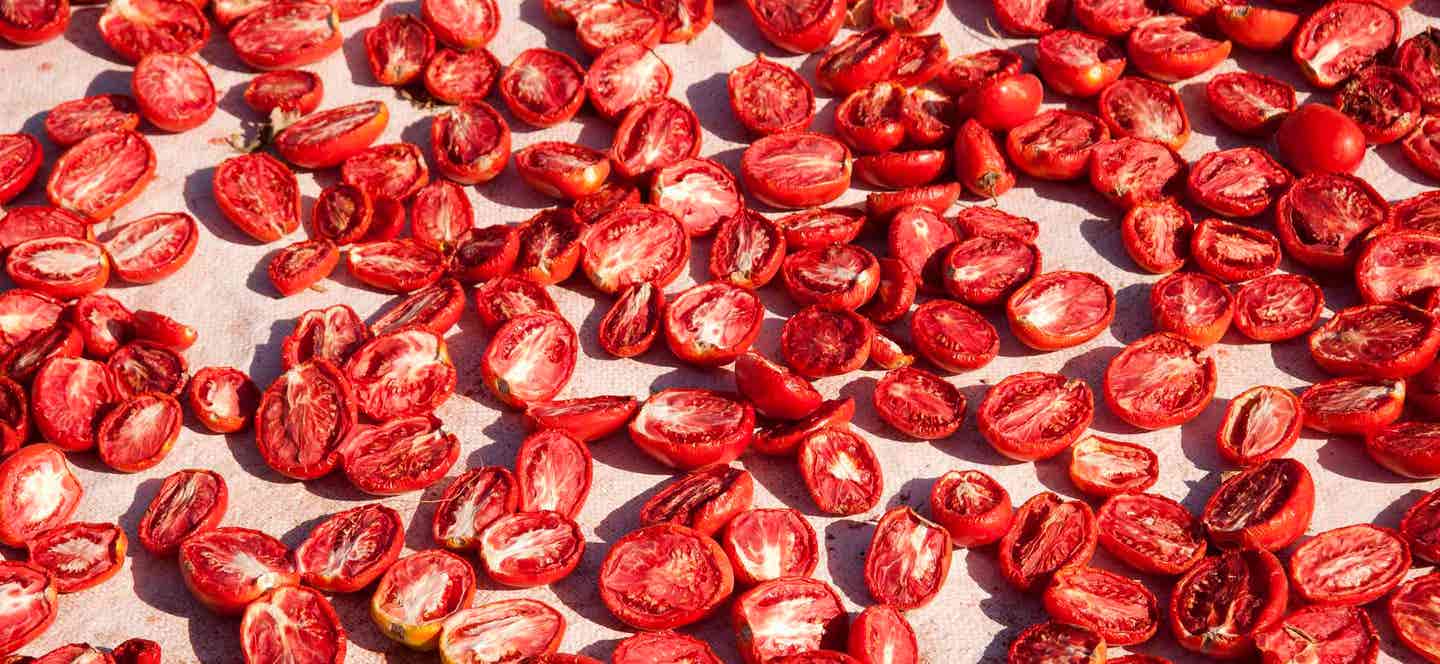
1308,303,1440,379
1201,458,1315,552
1402,488,1440,564
929,469,1012,548
1169,549,1288,658
998,492,1097,592
639,466,754,536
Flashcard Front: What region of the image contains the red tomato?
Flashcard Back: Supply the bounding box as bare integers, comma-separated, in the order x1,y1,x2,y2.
96,393,181,472
1214,3,1300,51
342,416,459,496
727,55,815,135
575,1,661,54
1402,488,1440,564
254,361,355,480
721,508,819,585
782,244,879,311
798,426,882,515
430,101,510,185
629,388,753,469
1399,28,1440,112
513,428,591,518
213,153,300,243
735,351,822,420
240,587,344,664
999,493,1097,591
1006,270,1115,350
1149,271,1232,346
732,577,847,663
479,511,584,587
186,367,257,435
867,183,961,221
640,466,752,536
1191,217,1281,282
1367,421,1440,478
849,605,918,664
752,397,854,456
1042,566,1158,646
341,143,429,203
107,340,186,397
1104,332,1215,429
6,237,109,299
268,239,338,296
1126,15,1231,81
423,48,500,104
1088,137,1184,209
1007,622,1105,664
611,98,701,179
1097,493,1204,575
990,0,1066,35
0,206,90,254
710,210,785,289
1214,385,1301,467
473,275,558,330
1389,190,1440,236
1202,457,1315,551
293,504,402,593
1188,148,1292,218
1334,66,1421,144
599,282,663,358
420,0,497,49
1232,273,1323,342
347,239,444,292
137,470,227,557
599,524,733,630
582,204,689,294
1309,303,1440,378
274,101,388,169
1205,71,1296,136
940,234,1040,307
971,73,1043,131
643,0,712,43
860,259,917,325
742,132,851,209
1006,109,1109,180
1276,103,1367,175
777,208,864,252
871,0,940,31
1403,114,1440,180
864,507,951,609
1255,605,1378,664
0,562,56,654
1121,199,1191,273
1073,0,1154,36
1169,550,1288,658
514,142,609,200
431,467,517,551
522,395,636,444
890,34,948,88
1036,30,1125,98
44,96,140,151
228,2,341,70
652,158,741,237
815,28,900,95
1276,173,1386,271
46,130,154,221
938,48,1022,102
1291,0,1399,88
371,550,475,649
1301,375,1404,436
1067,435,1159,497
1289,524,1408,606
244,70,323,115
873,366,965,440
1357,231,1440,305
97,0,207,63
910,299,998,372
742,0,844,53
929,469,1013,547
834,82,908,155
0,0,67,45
1390,573,1440,663
0,445,82,548
370,280,466,337
902,86,957,146
101,212,197,284
131,54,214,133
500,48,585,128
0,378,27,454
450,226,517,284
32,357,120,451
179,527,298,615
481,311,576,408
951,120,1013,198
1097,77,1189,149
409,181,471,253
781,306,873,377
978,372,1093,461
280,304,368,370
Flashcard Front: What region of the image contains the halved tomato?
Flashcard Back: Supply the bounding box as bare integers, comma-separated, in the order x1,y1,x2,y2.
1216,385,1302,467
1005,110,1110,180
1127,15,1231,81
710,210,785,289
213,153,300,243
1309,303,1440,378
293,504,402,592
651,158,741,237
663,281,762,367
640,465,752,536
864,507,950,609
911,299,997,372
1290,524,1408,606
629,388,753,469
342,416,459,495
243,70,324,115
179,527,298,615
1205,71,1296,136
1097,492,1205,575
798,426,882,515
137,469,227,556
721,508,819,585
1202,457,1314,551
47,130,154,221
610,98,701,180
1190,217,1281,282
480,311,576,408
929,469,1012,547
1149,271,1233,346
240,587,345,664
347,240,445,293
132,54,214,132
430,100,510,185
1170,549,1287,658
479,511,584,587
1006,271,1115,350
371,550,474,649
873,366,965,440
1068,435,1158,497
431,467,517,551
728,54,815,135
1291,0,1399,89
582,204,689,294
274,101,388,170
999,493,1097,591
1367,421,1440,478
254,360,356,480
732,577,846,662
97,0,207,63
742,0,844,53
781,307,873,377
1104,332,1216,429
228,2,341,70
1042,566,1158,646
1255,605,1378,664
500,48,585,128
514,428,591,518
979,372,1093,461
587,43,672,123
599,524,733,630
420,0,497,49
740,132,851,209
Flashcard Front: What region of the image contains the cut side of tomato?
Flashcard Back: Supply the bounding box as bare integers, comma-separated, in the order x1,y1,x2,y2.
481,311,576,408
722,507,818,585
1068,435,1158,497
741,132,851,209
137,468,226,556
613,631,722,664
651,158,741,238
1097,493,1204,576
479,510,583,587
31,357,120,451
1309,303,1440,378
599,523,733,630
97,0,207,64
798,426,882,515
1291,0,1399,89
430,101,509,185
1000,493,1097,592
1201,457,1314,551
500,48,585,128
0,445,82,548
1006,270,1115,350
1205,71,1295,136
587,43,672,123
28,523,125,593
47,130,154,222
1104,332,1215,430
582,204,689,294
1042,566,1157,646
1149,271,1232,346
641,465,752,536
294,504,402,593
710,210,784,290
1255,604,1378,664
254,360,356,480
371,550,475,650
6,237,109,299
244,70,324,115
979,372,1093,461
663,281,763,367
864,507,951,610
132,54,214,132
431,466,517,551
1169,549,1287,658
179,527,298,615
514,208,583,285
873,366,964,440
275,101,388,170
229,2,341,70
0,561,56,655
1302,375,1404,436
342,416,458,495
732,576,846,663
239,586,345,664
96,393,181,472
473,275,557,330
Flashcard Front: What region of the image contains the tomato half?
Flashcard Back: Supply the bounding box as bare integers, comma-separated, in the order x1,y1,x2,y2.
479,511,584,587
848,605,918,664
872,366,965,440
1067,435,1158,497
752,397,854,456
1366,421,1440,478
1301,375,1404,436
613,632,722,664
732,577,846,663
587,43,673,123
1190,217,1281,282
1205,71,1296,136
710,210,785,289
1289,524,1408,606
864,507,951,609
500,49,585,128
254,360,356,480
929,469,1012,547
728,54,815,135
599,524,733,630
1149,271,1232,346
979,372,1093,461
1073,0,1154,37
274,101,388,170
0,562,56,654
1169,550,1288,658
582,204,689,294
1309,303,1440,378
137,469,226,557
742,0,844,53
1088,137,1184,208
1127,15,1230,81
1007,622,1105,664
481,311,576,408
46,130,154,221
798,426,882,515
1402,488,1440,564
228,2,341,70
96,393,182,472
611,98,701,179
1042,566,1158,646
473,276,558,330
240,587,345,664
420,0,497,49
97,0,207,64
431,467,517,551
629,388,753,469
1097,77,1189,149
910,299,998,372
179,527,299,615
1005,109,1109,180
1335,66,1422,144
652,158,741,238
293,504,402,592
6,237,109,299
1215,385,1302,467
342,416,459,496
1291,0,1399,89
1097,493,1204,576
1006,270,1115,350
131,54,214,132
1255,604,1378,664
1104,333,1215,430
430,101,509,185
1201,457,1315,551
0,0,67,45
640,465,752,536
721,508,819,585
371,550,475,649
1121,199,1191,273
1037,30,1125,98
741,132,851,209
370,279,466,337
244,70,324,115
0,445,81,548
999,493,1097,592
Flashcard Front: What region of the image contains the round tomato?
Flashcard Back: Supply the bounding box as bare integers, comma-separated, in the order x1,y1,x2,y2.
1276,173,1386,270
1088,137,1184,208
1006,270,1115,350
728,54,814,135
371,550,475,649
873,366,965,440
479,511,584,587
971,73,1043,131
213,153,300,243
741,132,851,209
500,48,585,128
1275,103,1367,175
910,299,998,372
781,306,873,377
599,524,733,630
1191,217,1281,282
1149,271,1233,346
798,426,882,515
423,48,500,104
929,469,1012,547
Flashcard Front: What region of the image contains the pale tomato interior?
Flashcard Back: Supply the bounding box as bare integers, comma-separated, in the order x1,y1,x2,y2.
749,135,848,190
378,554,469,625
1156,274,1229,328
633,390,745,446
726,510,811,581
1070,436,1154,490
0,565,54,646
229,3,338,61
1107,336,1209,417
50,132,151,218
1220,387,1298,459
517,431,587,515
134,56,212,118
1296,3,1396,81
241,588,341,664
738,581,841,658
488,315,574,402
480,512,578,575
507,53,581,115
667,283,761,351
104,213,191,273
441,601,560,663
12,238,104,283
867,511,949,604
801,429,878,507
603,529,726,614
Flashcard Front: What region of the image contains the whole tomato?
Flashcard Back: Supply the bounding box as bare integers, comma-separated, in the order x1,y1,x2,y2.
971,73,1043,131
1275,104,1366,174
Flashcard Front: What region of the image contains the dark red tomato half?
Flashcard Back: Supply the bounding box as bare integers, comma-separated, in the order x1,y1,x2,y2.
999,493,1097,592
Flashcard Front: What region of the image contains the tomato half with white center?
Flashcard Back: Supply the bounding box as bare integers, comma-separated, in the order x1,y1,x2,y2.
1191,217,1281,283
406,182,469,255
96,393,181,472
651,158,740,238
423,48,500,103
1169,550,1287,658
371,549,475,649
473,275,558,330
1042,566,1157,646
798,426,882,515
6,237,109,299
709,210,784,289
1006,109,1110,180
420,0,496,49
137,469,226,556
902,87,955,146
1255,604,1378,664
575,1,662,55
629,388,753,469
1309,303,1440,378
847,606,918,664
864,507,951,610
1121,199,1191,273
1387,190,1440,235
1291,0,1399,89
1400,28,1440,112
742,0,844,53
254,360,357,480
1403,489,1440,564
640,465,752,536
1126,15,1231,81
721,508,818,585
1301,375,1403,436
131,54,214,132
990,0,1065,35
514,428,592,519
929,469,1012,547
46,130,154,222
1289,524,1408,606
834,82,908,155
1088,137,1183,208
999,493,1097,592
1366,421,1440,478
479,511,583,587
425,101,506,185
31,357,119,451
27,523,124,593
213,153,300,243
274,101,388,170
1149,271,1232,346
244,70,323,115
1205,71,1296,136
1097,77,1189,150
780,307,873,378
229,1,341,70
1096,493,1204,576
728,54,814,135
1357,231,1440,304
108,340,186,397
481,311,576,409
872,366,964,440
1008,622,1104,664
101,212,197,283
940,234,1041,307
1214,385,1300,467
450,226,516,284
342,328,454,420
500,48,585,128
0,207,89,254
598,282,663,358
431,467,516,551
1232,273,1323,342
887,205,955,293
663,281,763,367
1403,114,1440,180
0,562,56,654
1036,30,1124,98
342,417,459,496
978,372,1093,461
741,132,851,209
610,98,701,180
1335,66,1421,144
347,240,445,293
782,244,879,311
342,143,429,203
613,631,722,664
1276,173,1386,271
582,204,689,294
67,294,129,360
0,321,80,385
96,0,207,63
281,305,368,370
732,576,846,663
0,445,81,548
1202,457,1314,551
1067,435,1158,497
371,280,466,337
1390,573,1440,663
1103,332,1215,430
1188,147,1292,218
1006,270,1115,351
240,586,344,664
0,135,40,207
587,43,672,123
179,527,299,615
514,208,584,285
600,523,733,630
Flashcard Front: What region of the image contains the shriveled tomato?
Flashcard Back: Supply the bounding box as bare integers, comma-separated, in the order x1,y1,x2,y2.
111,638,161,664
816,28,900,95
254,360,356,480
732,577,846,663
341,143,429,204
244,70,324,115
96,393,181,472
1149,271,1232,346
710,210,785,289
728,55,815,135
651,158,741,237
989,0,1065,35
101,211,197,284
611,98,701,179
0,321,80,384
860,259,917,325
613,632,722,664
1073,0,1154,36
1097,493,1204,575
430,100,509,185
0,562,56,654
31,357,119,451
1008,622,1105,664
1042,566,1157,646
432,467,517,551
1170,549,1288,658
1403,114,1440,180
1006,109,1109,180
1231,273,1322,342
1302,375,1403,436
514,142,609,201
849,603,918,664
781,306,873,377
343,328,453,420
97,0,207,63
44,95,139,148
1403,488,1440,564
1126,15,1231,81
6,238,109,299
371,550,474,650
131,53,214,132
1391,573,1440,663
873,366,964,439
629,388,753,469
1068,435,1158,497
179,527,298,615
46,130,154,222
582,204,689,294
1104,332,1216,429
371,280,466,337
1291,0,1399,89
1388,190,1440,235
421,0,496,49
0,207,89,254
1202,457,1314,551
269,239,338,296
1309,303,1440,378
523,396,636,443
940,234,1041,307
281,305,368,371
798,426,882,515
1121,199,1191,273
929,469,1012,547
481,311,576,408
1335,66,1421,144
1367,421,1440,478
342,416,458,495
1213,385,1300,467
1188,147,1292,218
0,378,27,454
742,0,844,53
587,43,672,123
641,465,752,536
213,152,300,243
864,507,950,609
910,299,998,372
741,132,851,209
1400,28,1440,112
1255,604,1378,664
0,0,67,45
782,244,880,311
777,208,864,252
137,468,226,556
513,428,591,519
1214,3,1299,51
479,510,584,587
450,226,516,284
889,33,947,87
1098,78,1189,151
0,445,81,548
887,205,955,292
1205,72,1296,136
347,239,445,293
1357,231,1440,306
1275,173,1385,271
1190,217,1281,282
856,149,948,190
1036,30,1124,98
500,48,585,128
292,504,403,593
423,48,500,103
600,523,733,630
753,397,854,456
1006,270,1114,350
68,295,130,361
939,48,1022,108
902,86,956,146
598,282,663,359
1288,523,1408,607
867,183,961,221
575,1,662,54
27,522,124,593
663,281,762,367
407,181,471,254
1089,137,1184,209
999,493,1096,592
978,372,1092,461
240,587,344,664
228,2,341,70
473,275,557,330
721,508,818,585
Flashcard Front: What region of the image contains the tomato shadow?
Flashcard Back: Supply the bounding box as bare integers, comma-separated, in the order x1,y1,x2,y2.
1013,174,1113,221
62,6,127,67
836,376,886,438
342,31,380,88
516,0,578,51
1175,81,1257,153
593,473,667,541
686,73,750,144
80,68,131,98
960,548,1046,659
578,639,625,662
823,519,877,605
331,590,424,658
1315,434,1417,485
1077,217,1147,276
222,428,294,486
884,475,935,512
708,0,784,57
197,31,251,75
301,472,375,502
705,146,747,194
741,453,821,514
943,0,1013,49
1178,395,1228,472
1031,455,1086,499
1266,336,1330,383
215,81,257,123
1376,142,1437,188
1377,488,1428,529
399,477,451,550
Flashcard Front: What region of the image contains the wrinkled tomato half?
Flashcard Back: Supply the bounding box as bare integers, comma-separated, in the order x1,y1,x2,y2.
710,210,785,289
420,0,497,49
239,587,345,664
341,143,428,203
269,239,338,296
629,388,753,469
44,95,139,148
1232,273,1323,342
179,527,299,615
999,493,1097,592
214,152,300,243
929,469,1012,547
640,465,753,536
1216,385,1302,467
873,366,965,440
0,320,81,384
481,311,576,408
1104,332,1215,430
798,426,882,515
663,281,762,367
0,0,68,45
228,2,342,70
1126,15,1231,81
860,258,917,325
587,43,672,123
1335,66,1421,144
1036,30,1125,99
902,87,956,146
728,55,814,135
1255,604,1379,664
1005,109,1109,180
610,98,701,180
1169,549,1288,658
1289,523,1408,606
343,328,454,420
855,149,948,190
479,510,584,587
108,340,186,397
864,507,951,610
651,158,741,238
1391,573,1440,663
0,445,82,548
1042,566,1158,646
1276,173,1386,271
721,507,819,585
500,48,585,128
430,101,509,185
514,428,591,519
423,48,500,104
46,130,154,222
1367,421,1440,479
69,293,130,360
613,632,722,664
1098,77,1189,149
274,101,388,170
1205,71,1296,136
910,299,998,372
1357,231,1440,305
1097,493,1204,576
1309,303,1440,378
978,372,1093,461
582,204,689,294
599,282,664,358
131,54,214,133
1187,147,1292,218
101,212,197,283
777,208,864,252
1201,457,1315,551
742,0,844,54
1399,28,1440,112
940,234,1040,307
1088,137,1184,208
1121,199,1191,273
347,239,445,293
1402,488,1440,564
575,1,661,55
96,393,182,472
599,523,733,630
342,416,459,495
782,244,880,311
6,237,109,299
371,279,466,337
818,29,899,95
0,206,89,255
514,142,609,200
741,132,851,209
371,550,475,650
1190,217,1281,282
432,466,517,551
1006,270,1115,350
1291,0,1399,89
781,306,873,377
0,562,56,655
281,305,368,370
1149,271,1232,346
1301,375,1404,436
1007,622,1105,664
1068,435,1159,497
137,468,227,556
254,360,356,480
732,576,846,663
1403,114,1440,180
752,397,853,456
523,395,637,442
450,225,517,284
473,275,558,330
887,205,955,293
243,70,324,115
31,357,120,451
96,0,207,64
1214,3,1299,51
293,504,404,593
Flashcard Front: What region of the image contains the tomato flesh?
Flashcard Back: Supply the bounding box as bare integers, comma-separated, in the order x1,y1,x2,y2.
629,388,753,469
599,523,733,630
873,366,965,439
1007,271,1115,350
864,507,951,610
721,507,819,585
1201,458,1315,551
240,587,345,664
1042,566,1158,646
1104,332,1216,429
640,465,752,536
732,576,847,663
179,527,299,615
1170,549,1288,658
979,371,1093,461
137,468,226,556
798,427,882,516
1068,435,1158,497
